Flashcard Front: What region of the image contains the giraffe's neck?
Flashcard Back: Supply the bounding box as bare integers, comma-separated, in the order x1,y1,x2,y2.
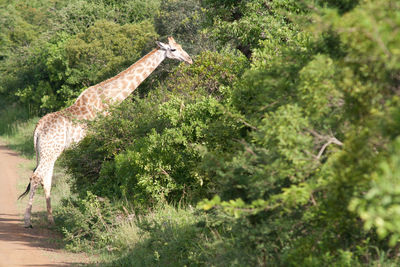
63,48,166,120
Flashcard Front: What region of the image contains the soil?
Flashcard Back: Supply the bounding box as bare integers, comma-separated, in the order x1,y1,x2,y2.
0,144,89,267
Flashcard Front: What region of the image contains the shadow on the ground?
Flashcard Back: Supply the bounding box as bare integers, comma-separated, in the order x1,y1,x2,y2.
0,145,21,157
0,212,87,266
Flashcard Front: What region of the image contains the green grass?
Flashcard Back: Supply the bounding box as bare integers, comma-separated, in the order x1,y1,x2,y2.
78,203,211,267
106,205,206,266
0,105,38,158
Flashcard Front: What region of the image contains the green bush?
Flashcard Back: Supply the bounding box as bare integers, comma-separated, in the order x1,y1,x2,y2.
48,0,161,35
202,0,307,58
0,0,160,114
105,205,208,266
62,50,248,205
63,95,244,206
55,191,121,252
60,91,165,198
164,50,249,100
350,136,400,246
15,19,158,112
110,96,243,204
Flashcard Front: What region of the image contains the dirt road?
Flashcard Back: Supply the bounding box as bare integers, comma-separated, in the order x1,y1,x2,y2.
0,144,86,266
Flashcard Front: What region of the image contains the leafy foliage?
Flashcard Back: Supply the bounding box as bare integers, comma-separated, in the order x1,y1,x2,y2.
202,0,307,58
17,20,157,111
2,0,400,266
61,49,248,206
0,0,159,114
55,191,122,251
155,0,207,53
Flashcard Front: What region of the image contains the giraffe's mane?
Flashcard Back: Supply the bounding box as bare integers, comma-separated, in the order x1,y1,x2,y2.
95,48,160,89
72,48,161,105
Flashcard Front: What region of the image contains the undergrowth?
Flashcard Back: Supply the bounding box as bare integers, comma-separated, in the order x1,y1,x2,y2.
1,103,400,266
54,194,400,267
55,199,220,266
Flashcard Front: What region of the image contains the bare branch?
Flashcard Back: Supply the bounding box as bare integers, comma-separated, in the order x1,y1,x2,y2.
310,192,317,206
316,137,343,159
307,129,344,160
317,139,333,159
160,167,170,176
235,139,257,156
330,136,343,146
307,129,325,140
224,110,258,130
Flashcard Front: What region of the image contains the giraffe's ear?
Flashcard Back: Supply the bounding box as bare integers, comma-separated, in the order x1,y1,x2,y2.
156,41,170,51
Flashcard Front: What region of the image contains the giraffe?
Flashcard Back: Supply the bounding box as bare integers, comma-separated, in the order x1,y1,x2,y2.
19,37,193,228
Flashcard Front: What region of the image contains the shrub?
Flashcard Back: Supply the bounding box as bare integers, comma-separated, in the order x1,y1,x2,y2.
49,0,161,35
164,50,249,100
62,50,248,205
15,19,158,112
55,191,122,252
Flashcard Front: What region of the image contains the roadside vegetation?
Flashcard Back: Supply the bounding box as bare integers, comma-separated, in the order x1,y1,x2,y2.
1,0,400,265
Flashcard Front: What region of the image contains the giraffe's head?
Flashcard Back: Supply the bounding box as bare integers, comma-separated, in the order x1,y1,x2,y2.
156,37,193,64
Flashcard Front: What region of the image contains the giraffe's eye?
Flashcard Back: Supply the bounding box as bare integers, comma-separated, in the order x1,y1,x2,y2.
171,49,177,52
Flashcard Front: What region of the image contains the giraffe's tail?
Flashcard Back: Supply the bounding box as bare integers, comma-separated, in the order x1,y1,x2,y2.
18,166,37,200
18,182,31,200
19,129,40,200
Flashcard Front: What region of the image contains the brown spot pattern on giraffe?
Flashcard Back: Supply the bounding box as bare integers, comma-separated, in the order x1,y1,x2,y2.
21,39,192,228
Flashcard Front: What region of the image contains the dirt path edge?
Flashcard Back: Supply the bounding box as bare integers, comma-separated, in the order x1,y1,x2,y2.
0,144,88,266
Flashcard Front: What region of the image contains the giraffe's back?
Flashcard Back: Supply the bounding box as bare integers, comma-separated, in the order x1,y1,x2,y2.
34,112,86,162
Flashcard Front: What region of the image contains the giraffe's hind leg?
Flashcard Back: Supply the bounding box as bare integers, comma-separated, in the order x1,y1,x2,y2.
23,177,40,228
23,158,57,227
23,112,67,227
42,160,56,225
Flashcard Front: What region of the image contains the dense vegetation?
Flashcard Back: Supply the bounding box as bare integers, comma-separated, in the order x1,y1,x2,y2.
1,0,400,265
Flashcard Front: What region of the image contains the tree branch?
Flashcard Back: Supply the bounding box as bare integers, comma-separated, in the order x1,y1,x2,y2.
307,129,344,160
316,137,343,159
